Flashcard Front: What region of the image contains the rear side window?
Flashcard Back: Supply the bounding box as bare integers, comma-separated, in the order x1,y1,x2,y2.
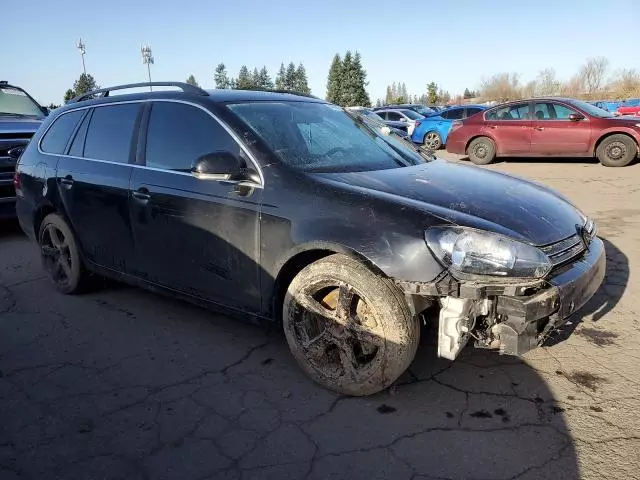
486,103,530,120
145,102,240,171
465,107,482,117
386,112,402,121
442,109,464,120
84,104,140,163
40,110,84,154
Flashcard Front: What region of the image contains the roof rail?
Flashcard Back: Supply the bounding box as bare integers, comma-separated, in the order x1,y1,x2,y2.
69,81,209,103
241,87,320,100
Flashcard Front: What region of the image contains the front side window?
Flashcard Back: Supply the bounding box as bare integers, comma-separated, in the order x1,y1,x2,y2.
84,104,140,163
533,103,578,120
40,110,85,154
145,102,240,171
228,101,424,173
485,103,530,121
551,103,577,119
0,86,43,117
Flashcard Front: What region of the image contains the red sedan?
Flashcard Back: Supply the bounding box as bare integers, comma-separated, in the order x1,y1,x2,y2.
446,97,640,167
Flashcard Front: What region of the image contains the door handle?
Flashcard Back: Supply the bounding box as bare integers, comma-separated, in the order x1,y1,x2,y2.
488,125,498,129
534,126,544,131
132,188,151,202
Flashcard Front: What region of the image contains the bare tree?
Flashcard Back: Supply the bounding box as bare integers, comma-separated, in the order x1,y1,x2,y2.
560,74,584,97
608,69,640,99
479,73,521,102
535,68,560,96
579,57,609,95
522,80,537,98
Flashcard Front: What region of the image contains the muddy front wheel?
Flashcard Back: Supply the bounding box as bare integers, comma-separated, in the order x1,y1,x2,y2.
283,254,419,396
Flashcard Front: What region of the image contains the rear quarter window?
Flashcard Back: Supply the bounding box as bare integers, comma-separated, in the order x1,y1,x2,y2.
40,110,85,154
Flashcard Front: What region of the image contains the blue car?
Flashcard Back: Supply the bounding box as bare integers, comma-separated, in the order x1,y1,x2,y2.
411,104,487,149
592,100,623,113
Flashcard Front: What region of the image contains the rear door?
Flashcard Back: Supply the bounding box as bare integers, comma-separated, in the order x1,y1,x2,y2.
484,102,532,154
531,102,591,154
56,102,141,272
128,100,262,313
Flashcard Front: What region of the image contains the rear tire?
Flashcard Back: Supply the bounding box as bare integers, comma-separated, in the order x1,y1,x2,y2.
423,131,442,150
596,134,637,167
467,137,496,165
38,213,88,294
283,254,419,396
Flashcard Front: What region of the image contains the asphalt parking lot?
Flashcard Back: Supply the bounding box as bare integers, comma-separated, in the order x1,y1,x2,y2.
1,153,639,480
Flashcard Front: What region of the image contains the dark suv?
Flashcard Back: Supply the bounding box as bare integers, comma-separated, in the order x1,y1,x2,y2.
0,81,48,218
15,82,606,396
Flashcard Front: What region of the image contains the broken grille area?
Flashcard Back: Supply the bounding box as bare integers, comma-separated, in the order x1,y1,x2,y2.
541,234,586,267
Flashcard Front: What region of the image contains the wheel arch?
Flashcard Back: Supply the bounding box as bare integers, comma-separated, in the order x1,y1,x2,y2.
33,203,58,239
593,131,639,157
465,134,497,155
270,242,386,321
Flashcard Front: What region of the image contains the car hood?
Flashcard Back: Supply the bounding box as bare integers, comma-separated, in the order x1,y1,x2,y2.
315,160,584,246
0,116,43,133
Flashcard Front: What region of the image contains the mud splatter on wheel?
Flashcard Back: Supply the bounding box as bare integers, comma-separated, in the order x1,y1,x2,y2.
283,254,419,396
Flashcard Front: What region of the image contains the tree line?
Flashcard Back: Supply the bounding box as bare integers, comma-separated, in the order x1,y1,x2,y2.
213,62,310,94
479,57,640,102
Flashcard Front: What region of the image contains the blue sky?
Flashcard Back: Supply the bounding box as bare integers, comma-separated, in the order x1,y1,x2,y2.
3,0,639,105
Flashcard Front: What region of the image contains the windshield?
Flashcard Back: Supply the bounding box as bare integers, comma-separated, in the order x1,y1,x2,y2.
0,86,43,117
401,109,424,120
564,98,613,118
228,101,425,173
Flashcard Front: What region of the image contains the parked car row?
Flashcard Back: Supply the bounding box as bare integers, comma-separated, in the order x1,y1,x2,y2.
592,98,640,116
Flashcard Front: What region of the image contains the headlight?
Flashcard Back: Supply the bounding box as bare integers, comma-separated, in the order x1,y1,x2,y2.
425,227,552,278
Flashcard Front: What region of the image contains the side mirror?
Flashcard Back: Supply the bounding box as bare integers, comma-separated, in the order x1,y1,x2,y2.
41,107,50,116
568,113,584,121
191,151,243,181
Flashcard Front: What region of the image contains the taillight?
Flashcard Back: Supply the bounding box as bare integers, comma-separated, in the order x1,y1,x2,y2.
13,170,21,192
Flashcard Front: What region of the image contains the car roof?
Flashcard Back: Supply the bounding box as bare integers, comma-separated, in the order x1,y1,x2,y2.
57,84,326,115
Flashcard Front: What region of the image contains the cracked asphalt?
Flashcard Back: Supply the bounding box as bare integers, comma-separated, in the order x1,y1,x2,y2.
1,155,639,480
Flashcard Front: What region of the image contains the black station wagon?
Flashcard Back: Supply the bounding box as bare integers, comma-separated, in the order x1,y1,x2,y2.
15,82,606,395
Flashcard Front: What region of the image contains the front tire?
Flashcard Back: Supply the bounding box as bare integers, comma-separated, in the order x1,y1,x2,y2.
467,136,496,165
596,134,637,167
423,131,442,150
283,254,420,396
38,213,87,294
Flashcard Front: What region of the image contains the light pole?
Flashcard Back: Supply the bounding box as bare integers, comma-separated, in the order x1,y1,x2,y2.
76,38,86,75
141,45,154,91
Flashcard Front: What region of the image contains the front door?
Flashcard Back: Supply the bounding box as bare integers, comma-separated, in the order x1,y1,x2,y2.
530,102,591,154
129,101,262,313
56,103,141,272
484,102,532,155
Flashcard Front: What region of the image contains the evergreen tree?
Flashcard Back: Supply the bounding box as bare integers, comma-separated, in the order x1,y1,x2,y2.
400,82,408,102
275,63,286,90
349,52,370,106
293,63,310,94
214,63,231,89
251,68,260,89
74,73,99,97
375,98,383,107
340,51,353,105
186,74,199,87
463,87,472,99
257,66,274,90
384,85,393,105
326,54,342,103
64,89,76,103
236,65,253,90
427,82,438,104
285,62,297,91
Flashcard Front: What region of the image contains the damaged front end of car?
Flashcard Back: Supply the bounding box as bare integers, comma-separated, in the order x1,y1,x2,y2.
397,219,605,360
